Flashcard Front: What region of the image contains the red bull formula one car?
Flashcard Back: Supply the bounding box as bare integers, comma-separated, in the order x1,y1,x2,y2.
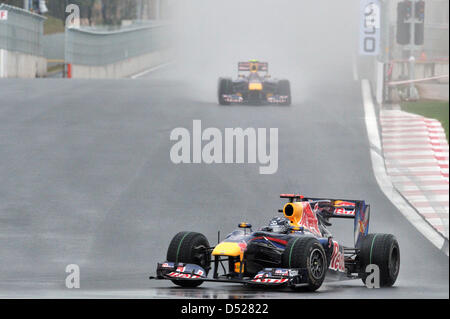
218,60,292,106
150,194,400,291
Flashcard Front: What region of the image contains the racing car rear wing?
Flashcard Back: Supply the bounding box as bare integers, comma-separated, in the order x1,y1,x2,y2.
238,61,268,72
280,194,370,248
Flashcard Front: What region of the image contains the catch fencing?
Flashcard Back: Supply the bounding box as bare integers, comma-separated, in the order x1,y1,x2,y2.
65,22,170,67
0,3,46,57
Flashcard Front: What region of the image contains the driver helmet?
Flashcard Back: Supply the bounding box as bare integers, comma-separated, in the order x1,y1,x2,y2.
267,217,290,234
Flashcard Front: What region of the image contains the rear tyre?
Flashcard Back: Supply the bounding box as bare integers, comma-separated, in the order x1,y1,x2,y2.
277,80,292,106
282,237,327,292
218,78,233,105
358,234,400,287
166,231,211,287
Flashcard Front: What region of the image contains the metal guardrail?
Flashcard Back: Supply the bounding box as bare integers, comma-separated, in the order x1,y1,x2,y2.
0,3,46,57
65,22,170,66
388,74,449,86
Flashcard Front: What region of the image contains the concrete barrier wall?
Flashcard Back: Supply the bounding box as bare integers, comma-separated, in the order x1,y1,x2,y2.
417,83,449,101
71,49,170,79
65,22,171,79
0,48,47,78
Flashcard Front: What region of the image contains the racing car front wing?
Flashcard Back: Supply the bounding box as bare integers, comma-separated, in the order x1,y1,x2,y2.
222,94,289,105
150,262,310,288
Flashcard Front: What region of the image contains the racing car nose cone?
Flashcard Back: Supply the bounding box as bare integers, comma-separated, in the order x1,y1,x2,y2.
212,242,242,257
249,82,263,91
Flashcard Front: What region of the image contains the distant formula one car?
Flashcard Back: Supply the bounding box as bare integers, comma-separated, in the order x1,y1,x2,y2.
150,194,400,291
218,60,292,106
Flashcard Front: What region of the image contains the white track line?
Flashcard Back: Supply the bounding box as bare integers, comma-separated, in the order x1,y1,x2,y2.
361,79,448,256
130,61,174,79
352,54,359,82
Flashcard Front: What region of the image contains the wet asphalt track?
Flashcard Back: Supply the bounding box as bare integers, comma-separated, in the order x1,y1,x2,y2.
0,65,448,299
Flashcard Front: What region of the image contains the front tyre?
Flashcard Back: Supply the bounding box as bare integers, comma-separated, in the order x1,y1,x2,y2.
277,80,292,106
218,78,233,105
282,237,327,292
358,234,400,287
166,231,211,287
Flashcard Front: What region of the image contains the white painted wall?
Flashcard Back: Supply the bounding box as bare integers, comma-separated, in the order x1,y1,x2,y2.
71,50,171,79
0,49,47,78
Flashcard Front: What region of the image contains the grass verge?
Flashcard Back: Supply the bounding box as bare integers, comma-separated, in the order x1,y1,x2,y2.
401,100,449,142
44,15,65,35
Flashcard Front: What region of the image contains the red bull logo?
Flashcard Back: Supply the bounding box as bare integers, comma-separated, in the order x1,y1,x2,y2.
298,203,321,236
329,241,345,272
334,201,356,207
